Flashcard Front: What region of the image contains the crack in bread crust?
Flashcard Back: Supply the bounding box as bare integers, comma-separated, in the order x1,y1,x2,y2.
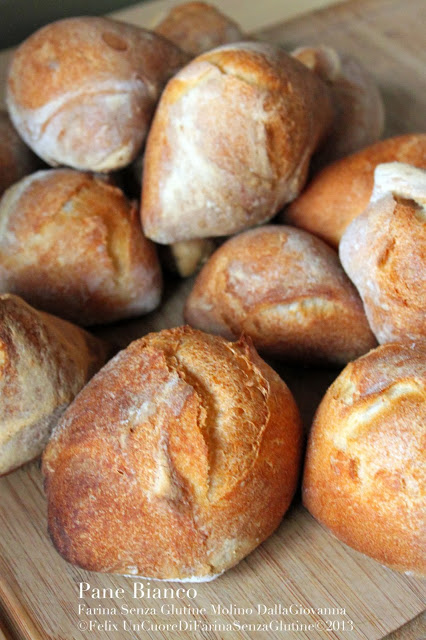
303,343,426,575
43,326,302,579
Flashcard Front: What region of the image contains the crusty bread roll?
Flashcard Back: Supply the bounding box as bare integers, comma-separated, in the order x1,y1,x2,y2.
340,162,426,344
42,326,302,580
283,134,426,248
292,46,384,163
0,169,162,325
6,17,188,172
303,342,426,575
141,42,334,243
0,111,41,197
0,294,110,476
185,226,376,365
154,1,245,55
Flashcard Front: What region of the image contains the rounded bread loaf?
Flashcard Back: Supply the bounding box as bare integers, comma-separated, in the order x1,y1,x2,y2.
42,326,302,580
6,17,189,172
154,1,245,55
303,342,426,575
0,294,110,475
0,169,162,325
141,42,334,243
292,45,384,163
185,225,376,365
339,162,426,344
283,134,426,247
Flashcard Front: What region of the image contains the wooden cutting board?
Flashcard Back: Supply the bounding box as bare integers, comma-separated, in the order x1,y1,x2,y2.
0,0,425,639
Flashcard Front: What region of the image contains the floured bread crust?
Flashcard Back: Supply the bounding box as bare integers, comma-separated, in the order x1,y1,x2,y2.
303,343,426,575
292,46,384,164
185,226,376,365
6,17,188,171
154,1,245,55
284,134,426,248
0,169,162,325
42,326,302,580
340,162,426,344
0,294,110,475
141,42,333,243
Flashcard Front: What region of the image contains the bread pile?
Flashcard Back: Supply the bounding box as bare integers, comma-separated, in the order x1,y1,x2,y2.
0,1,424,579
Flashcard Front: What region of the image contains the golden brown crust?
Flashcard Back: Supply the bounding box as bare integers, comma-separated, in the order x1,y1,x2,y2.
6,17,188,171
0,294,110,475
303,343,426,575
141,42,334,243
184,226,376,365
292,46,384,164
42,326,302,579
283,134,426,248
0,169,162,325
340,162,426,344
154,1,244,55
0,112,41,197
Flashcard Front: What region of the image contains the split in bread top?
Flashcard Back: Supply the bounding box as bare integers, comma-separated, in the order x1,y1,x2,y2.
43,326,302,580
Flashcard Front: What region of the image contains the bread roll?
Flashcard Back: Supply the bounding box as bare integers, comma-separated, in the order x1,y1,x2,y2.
0,294,110,475
303,342,426,575
6,17,188,172
184,226,376,365
154,1,245,55
141,42,334,243
340,162,426,344
0,169,162,325
42,326,302,580
283,134,426,248
0,111,41,197
292,46,384,163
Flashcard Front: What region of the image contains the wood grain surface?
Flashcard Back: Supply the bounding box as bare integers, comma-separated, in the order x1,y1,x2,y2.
110,0,339,31
0,0,425,639
0,619,15,640
386,613,425,640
